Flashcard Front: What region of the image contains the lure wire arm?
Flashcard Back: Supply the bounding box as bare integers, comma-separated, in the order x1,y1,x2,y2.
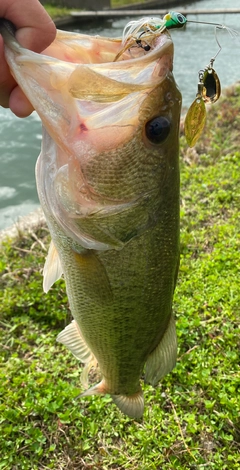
210,26,223,63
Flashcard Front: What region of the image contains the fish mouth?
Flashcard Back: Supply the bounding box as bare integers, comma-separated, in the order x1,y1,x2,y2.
1,24,175,156
44,28,174,85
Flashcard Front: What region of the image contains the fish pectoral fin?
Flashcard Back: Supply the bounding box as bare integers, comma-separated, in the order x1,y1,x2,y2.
112,390,144,419
43,240,63,293
145,314,177,386
57,320,95,365
72,249,113,306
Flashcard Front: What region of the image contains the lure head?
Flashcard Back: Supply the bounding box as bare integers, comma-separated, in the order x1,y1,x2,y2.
163,11,187,30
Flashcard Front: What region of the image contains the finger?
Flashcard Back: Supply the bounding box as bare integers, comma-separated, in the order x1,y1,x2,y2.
0,0,56,115
0,35,15,107
2,0,56,52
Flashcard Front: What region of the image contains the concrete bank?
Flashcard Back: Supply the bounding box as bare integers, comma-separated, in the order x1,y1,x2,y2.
54,8,240,27
70,8,240,21
0,208,46,244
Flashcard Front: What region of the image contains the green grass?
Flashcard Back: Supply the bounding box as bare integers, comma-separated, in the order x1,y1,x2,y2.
111,0,149,6
0,85,240,469
44,4,72,18
43,1,150,19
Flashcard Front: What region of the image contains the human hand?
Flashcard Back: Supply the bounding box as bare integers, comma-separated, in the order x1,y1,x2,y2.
0,0,56,117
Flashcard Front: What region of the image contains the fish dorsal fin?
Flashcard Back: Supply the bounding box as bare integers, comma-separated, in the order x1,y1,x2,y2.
57,320,95,364
145,314,177,386
43,240,63,293
112,390,144,419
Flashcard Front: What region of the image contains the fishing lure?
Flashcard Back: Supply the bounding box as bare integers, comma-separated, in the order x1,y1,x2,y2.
117,10,239,56
114,12,187,61
169,13,238,146
184,24,224,147
121,11,186,45
116,11,239,146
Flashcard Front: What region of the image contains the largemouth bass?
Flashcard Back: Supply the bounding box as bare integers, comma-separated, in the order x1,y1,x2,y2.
0,20,181,418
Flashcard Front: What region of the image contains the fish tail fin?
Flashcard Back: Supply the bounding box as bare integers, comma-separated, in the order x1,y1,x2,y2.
112,389,144,419
80,381,144,419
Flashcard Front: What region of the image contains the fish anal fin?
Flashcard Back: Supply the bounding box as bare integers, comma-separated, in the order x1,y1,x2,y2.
112,390,144,419
57,320,95,365
43,240,63,293
145,314,177,386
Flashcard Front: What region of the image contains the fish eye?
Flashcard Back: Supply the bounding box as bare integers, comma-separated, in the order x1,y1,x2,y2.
145,116,171,144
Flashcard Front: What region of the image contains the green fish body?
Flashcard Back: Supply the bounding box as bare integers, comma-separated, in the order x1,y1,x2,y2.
0,21,181,418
